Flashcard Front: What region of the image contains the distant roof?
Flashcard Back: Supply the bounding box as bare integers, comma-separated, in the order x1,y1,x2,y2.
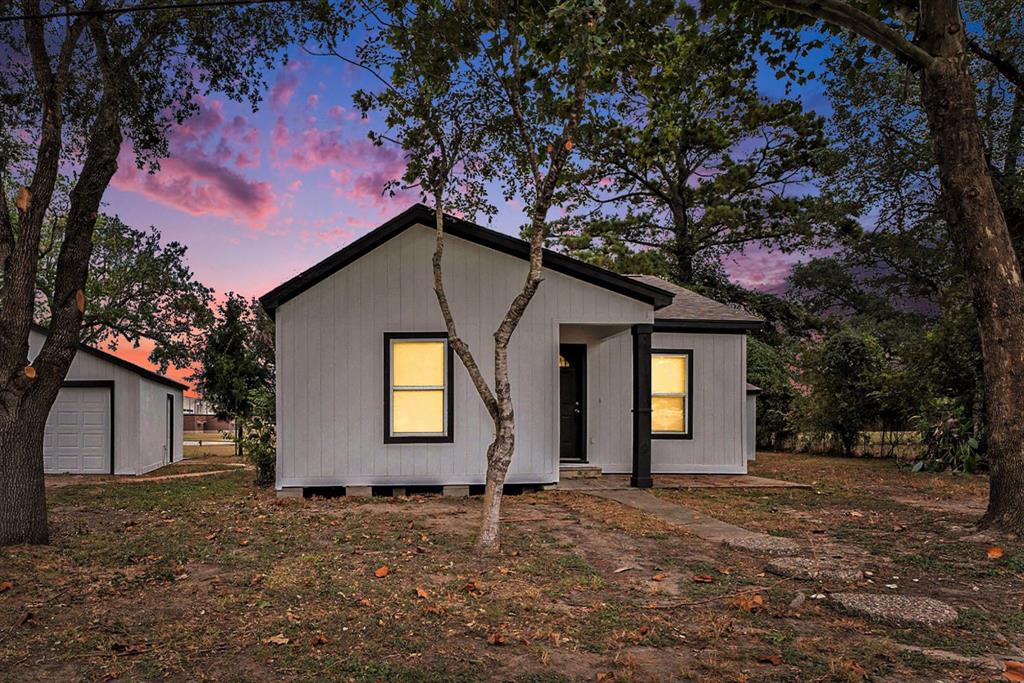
747,383,762,394
31,323,188,391
260,204,676,316
625,275,764,331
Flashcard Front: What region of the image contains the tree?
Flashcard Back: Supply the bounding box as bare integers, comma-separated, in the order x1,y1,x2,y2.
194,294,272,456
746,337,798,449
714,0,1024,532
546,11,851,288
347,0,671,552
797,327,885,457
34,211,213,371
0,2,305,545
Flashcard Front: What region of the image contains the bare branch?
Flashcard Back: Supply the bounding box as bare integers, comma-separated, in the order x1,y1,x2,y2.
968,38,1024,91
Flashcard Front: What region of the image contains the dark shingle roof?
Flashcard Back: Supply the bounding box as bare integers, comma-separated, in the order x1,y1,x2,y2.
625,275,763,328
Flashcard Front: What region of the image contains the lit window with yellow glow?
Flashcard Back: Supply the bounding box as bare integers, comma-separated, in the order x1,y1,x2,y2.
651,352,691,436
386,335,451,442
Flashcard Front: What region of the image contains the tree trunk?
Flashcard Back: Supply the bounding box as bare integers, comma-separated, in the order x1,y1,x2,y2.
477,421,514,553
0,404,50,545
918,55,1024,531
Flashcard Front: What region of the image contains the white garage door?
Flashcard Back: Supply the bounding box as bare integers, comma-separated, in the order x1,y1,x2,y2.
43,387,111,474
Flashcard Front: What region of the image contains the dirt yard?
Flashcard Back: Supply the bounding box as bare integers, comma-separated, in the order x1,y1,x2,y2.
1,453,1020,681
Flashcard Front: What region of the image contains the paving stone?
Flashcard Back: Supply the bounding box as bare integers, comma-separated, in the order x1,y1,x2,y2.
829,592,958,627
765,556,864,582
722,534,801,555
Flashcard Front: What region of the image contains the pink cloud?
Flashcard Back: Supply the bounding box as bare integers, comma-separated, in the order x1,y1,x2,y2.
307,94,319,108
111,99,275,226
113,148,277,225
270,61,303,111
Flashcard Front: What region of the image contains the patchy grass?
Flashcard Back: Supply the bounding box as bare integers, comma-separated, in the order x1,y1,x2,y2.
1,456,1015,681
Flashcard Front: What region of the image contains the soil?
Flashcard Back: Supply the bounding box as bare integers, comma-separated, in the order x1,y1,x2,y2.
2,453,1021,681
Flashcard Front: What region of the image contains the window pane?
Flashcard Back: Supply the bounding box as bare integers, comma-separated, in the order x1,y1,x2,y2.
652,355,685,394
393,390,445,434
393,341,445,387
652,396,685,433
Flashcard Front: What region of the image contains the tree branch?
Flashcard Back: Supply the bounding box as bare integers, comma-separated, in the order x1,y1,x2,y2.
759,0,933,68
967,38,1024,91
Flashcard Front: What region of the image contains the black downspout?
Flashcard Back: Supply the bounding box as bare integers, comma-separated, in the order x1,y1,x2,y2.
631,324,653,488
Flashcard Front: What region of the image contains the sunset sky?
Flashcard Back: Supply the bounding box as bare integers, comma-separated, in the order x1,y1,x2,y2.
99,42,832,390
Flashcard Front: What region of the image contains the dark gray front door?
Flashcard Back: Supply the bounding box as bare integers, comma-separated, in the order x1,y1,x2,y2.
559,344,586,462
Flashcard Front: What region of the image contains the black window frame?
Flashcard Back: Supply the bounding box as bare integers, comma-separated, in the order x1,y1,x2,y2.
383,332,455,444
650,348,693,440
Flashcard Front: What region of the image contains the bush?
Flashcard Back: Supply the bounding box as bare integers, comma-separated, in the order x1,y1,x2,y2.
910,400,984,473
747,338,798,450
239,416,276,487
797,328,885,457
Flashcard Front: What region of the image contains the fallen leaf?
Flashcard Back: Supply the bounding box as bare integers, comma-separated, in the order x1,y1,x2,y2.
988,546,1004,560
692,574,714,583
612,566,636,574
849,511,864,518
238,539,250,547
415,586,429,599
595,673,613,681
736,593,765,612
0,581,12,593
312,633,328,646
652,572,669,582
264,633,290,645
358,598,372,607
487,632,505,646
374,565,389,578
1004,661,1024,682
759,654,783,666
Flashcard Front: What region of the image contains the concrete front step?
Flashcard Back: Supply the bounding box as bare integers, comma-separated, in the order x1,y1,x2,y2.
559,465,603,479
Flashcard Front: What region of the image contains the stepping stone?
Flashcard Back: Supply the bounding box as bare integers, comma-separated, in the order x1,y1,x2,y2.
722,534,800,555
828,592,958,627
765,557,863,583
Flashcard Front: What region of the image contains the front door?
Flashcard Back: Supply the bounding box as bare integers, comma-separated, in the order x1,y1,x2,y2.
559,344,586,462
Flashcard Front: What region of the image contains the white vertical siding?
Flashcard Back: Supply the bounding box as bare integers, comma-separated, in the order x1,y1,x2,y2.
29,328,183,475
745,394,757,461
585,330,748,475
274,224,653,488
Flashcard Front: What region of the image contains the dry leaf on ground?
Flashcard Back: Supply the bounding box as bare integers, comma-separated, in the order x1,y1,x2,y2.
374,566,389,578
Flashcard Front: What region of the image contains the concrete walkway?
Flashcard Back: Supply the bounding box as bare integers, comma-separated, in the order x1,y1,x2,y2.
583,488,801,554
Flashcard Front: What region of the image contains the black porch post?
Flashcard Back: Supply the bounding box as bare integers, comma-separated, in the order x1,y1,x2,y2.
631,324,653,488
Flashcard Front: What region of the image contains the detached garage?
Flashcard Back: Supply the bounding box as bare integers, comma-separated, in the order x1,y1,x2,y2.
29,325,186,475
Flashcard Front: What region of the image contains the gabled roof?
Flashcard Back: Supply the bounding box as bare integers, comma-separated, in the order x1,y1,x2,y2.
31,323,189,391
625,275,764,331
259,204,676,316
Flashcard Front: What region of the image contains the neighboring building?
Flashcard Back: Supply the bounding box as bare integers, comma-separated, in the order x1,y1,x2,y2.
183,396,234,433
29,325,185,475
261,205,762,495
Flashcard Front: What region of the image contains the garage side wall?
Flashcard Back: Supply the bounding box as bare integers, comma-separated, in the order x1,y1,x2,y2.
274,224,654,488
138,377,182,474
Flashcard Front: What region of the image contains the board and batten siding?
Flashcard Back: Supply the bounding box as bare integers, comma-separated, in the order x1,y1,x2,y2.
28,328,183,475
274,223,653,488
585,331,748,475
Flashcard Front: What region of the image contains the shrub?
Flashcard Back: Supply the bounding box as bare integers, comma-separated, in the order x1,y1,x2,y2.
797,328,885,457
239,416,276,487
910,400,984,473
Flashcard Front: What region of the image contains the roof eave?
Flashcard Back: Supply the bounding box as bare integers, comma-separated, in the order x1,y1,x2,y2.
260,204,676,316
653,318,765,333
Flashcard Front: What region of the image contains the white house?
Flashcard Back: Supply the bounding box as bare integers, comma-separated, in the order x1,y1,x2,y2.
260,205,763,495
29,325,186,475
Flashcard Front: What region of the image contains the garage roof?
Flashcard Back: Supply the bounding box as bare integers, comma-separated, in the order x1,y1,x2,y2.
260,204,676,316
31,324,189,391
